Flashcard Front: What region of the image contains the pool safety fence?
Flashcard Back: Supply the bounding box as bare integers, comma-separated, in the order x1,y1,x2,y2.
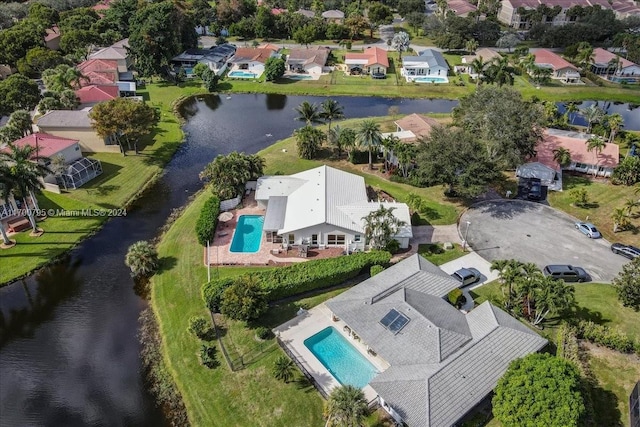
276,336,329,399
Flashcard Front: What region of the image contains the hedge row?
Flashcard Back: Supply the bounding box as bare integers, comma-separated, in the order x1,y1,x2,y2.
195,196,220,246
257,250,392,300
575,320,640,355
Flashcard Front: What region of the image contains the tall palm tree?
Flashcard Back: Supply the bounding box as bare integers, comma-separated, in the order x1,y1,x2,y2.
272,355,295,383
490,259,523,310
356,119,382,170
606,57,621,75
585,136,606,177
521,53,536,74
324,385,368,427
486,56,515,87
42,64,87,91
532,276,574,326
362,205,404,249
320,99,345,133
606,113,624,144
469,56,487,86
611,207,629,232
552,147,572,169
294,101,322,126
564,101,579,124
0,144,51,233
465,38,478,54
580,104,604,133
392,31,410,60
576,42,594,72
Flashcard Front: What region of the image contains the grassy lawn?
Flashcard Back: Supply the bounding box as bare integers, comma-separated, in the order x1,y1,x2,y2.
0,81,200,286
547,174,640,246
417,243,466,266
151,189,331,427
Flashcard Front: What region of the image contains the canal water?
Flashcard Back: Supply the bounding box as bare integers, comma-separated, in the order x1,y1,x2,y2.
1,95,638,426
0,94,458,427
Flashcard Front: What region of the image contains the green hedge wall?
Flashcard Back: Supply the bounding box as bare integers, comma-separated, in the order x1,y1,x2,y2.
195,196,220,246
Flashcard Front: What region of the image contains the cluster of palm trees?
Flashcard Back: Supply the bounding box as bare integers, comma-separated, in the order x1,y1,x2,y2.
469,55,516,87
490,259,575,326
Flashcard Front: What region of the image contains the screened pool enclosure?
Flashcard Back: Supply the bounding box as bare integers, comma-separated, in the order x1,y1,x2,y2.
57,157,103,190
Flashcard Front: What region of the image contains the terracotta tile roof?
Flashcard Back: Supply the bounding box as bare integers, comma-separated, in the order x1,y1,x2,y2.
535,129,619,169
77,59,119,74
448,0,477,15
592,47,637,69
75,85,119,104
44,26,60,42
258,43,281,52
76,59,119,86
395,114,441,140
533,49,578,72
345,47,389,68
7,133,78,159
270,8,287,15
232,48,274,64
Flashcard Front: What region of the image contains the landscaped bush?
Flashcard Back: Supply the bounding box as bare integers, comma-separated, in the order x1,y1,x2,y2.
258,251,391,300
575,320,638,355
187,316,210,340
199,343,219,368
370,265,384,277
202,277,234,312
255,326,274,340
385,239,400,254
348,149,369,164
448,288,465,308
220,276,269,321
195,196,220,246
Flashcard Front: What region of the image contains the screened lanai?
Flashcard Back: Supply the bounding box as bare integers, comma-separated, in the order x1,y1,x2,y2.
57,157,103,190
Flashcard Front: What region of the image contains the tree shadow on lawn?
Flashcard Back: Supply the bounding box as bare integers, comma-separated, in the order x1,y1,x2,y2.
140,140,181,168
588,380,622,427
563,173,593,190
474,199,540,220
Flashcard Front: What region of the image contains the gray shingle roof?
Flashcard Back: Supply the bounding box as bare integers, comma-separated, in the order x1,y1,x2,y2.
325,255,548,427
36,110,92,129
403,49,449,69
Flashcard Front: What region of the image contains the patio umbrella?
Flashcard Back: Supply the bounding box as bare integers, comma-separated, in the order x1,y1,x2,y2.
218,212,233,222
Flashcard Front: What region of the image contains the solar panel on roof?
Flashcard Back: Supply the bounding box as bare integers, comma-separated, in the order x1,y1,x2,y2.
380,309,400,328
388,314,410,334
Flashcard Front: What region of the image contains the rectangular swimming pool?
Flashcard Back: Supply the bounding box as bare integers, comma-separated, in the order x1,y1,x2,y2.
228,70,257,78
229,215,264,253
414,76,448,83
304,326,378,388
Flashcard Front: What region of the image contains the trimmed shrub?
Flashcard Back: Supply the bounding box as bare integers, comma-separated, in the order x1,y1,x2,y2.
575,320,637,354
448,288,465,308
199,343,219,368
255,326,274,340
202,277,234,312
385,239,400,254
370,265,384,277
195,196,221,246
257,251,392,300
348,149,369,164
187,316,209,339
220,275,269,321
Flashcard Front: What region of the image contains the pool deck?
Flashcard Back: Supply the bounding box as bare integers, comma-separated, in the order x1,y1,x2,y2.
274,303,390,401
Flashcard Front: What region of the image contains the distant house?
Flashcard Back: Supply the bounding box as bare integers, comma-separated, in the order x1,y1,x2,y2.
590,48,640,83
44,26,61,50
381,114,441,169
76,58,137,96
321,9,345,22
295,8,315,18
228,48,279,78
258,43,282,54
530,128,620,178
88,41,132,73
401,49,449,82
457,48,501,76
323,254,548,427
344,47,389,76
171,44,236,76
36,109,120,153
286,47,330,75
75,84,119,107
255,165,412,250
447,0,477,16
532,49,581,83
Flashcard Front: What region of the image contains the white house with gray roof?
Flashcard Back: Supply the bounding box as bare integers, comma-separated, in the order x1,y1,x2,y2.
324,254,548,426
255,165,412,251
401,49,450,82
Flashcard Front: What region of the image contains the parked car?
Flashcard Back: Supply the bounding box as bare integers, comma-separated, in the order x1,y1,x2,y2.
451,268,481,287
575,222,601,239
543,265,589,283
611,243,640,259
527,180,542,200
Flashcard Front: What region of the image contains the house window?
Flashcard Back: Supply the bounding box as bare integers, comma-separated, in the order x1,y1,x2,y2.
354,234,361,242
288,234,295,244
327,234,345,245
311,234,318,245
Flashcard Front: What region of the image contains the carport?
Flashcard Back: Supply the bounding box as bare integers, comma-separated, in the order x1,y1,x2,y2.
516,162,562,192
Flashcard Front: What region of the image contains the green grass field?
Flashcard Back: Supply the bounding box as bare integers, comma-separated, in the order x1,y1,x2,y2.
417,243,466,265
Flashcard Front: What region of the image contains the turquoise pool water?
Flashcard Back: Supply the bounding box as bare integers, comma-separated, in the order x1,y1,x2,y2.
304,327,378,388
414,76,448,83
229,70,257,78
230,215,264,253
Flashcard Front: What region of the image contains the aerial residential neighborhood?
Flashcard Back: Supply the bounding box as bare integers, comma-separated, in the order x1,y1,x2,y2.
0,0,639,426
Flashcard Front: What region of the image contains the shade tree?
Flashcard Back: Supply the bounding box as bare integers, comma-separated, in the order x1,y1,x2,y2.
220,275,268,321
614,258,640,310
199,152,265,199
0,74,41,116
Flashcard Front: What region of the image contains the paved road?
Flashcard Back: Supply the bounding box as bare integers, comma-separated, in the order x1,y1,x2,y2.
460,200,629,283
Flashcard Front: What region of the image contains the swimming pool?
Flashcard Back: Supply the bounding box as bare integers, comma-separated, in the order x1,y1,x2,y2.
230,215,264,253
304,327,378,388
287,74,313,80
229,70,257,78
414,76,448,83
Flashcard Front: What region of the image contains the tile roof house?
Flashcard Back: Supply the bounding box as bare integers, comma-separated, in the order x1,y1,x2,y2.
458,48,501,75
88,42,132,73
295,8,315,18
447,0,478,16
324,254,548,427
77,59,119,86
75,85,119,106
532,49,581,83
531,128,620,178
401,49,449,82
44,26,61,50
255,165,412,250
286,47,330,75
229,48,279,78
381,114,441,169
171,44,237,76
344,47,389,76
590,48,640,82
321,9,345,21
36,109,121,153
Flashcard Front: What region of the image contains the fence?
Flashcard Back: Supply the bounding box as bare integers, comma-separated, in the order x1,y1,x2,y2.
276,336,329,399
219,194,242,212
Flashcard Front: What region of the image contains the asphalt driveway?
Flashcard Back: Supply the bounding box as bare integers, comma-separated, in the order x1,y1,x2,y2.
459,200,629,283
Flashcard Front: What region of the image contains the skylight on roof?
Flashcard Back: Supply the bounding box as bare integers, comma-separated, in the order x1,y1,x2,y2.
379,309,410,334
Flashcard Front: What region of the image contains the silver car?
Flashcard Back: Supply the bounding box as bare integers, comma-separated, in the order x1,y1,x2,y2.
611,243,640,259
575,222,601,239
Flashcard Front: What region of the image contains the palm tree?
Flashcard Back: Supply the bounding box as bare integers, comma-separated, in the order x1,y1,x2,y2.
624,198,639,216
585,136,606,177
42,64,87,91
564,101,579,125
606,113,624,144
0,143,51,234
531,276,575,326
465,38,478,54
392,31,410,60
294,101,322,126
0,165,16,246
469,56,487,86
606,57,621,76
580,104,604,133
576,42,594,72
356,119,382,170
552,147,572,169
320,99,345,133
362,205,405,250
612,207,629,232
272,355,295,383
486,56,514,87
124,240,159,278
521,53,536,74
324,385,368,427
490,259,523,310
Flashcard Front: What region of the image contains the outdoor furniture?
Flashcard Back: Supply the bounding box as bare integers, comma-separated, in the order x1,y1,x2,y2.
7,217,30,233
